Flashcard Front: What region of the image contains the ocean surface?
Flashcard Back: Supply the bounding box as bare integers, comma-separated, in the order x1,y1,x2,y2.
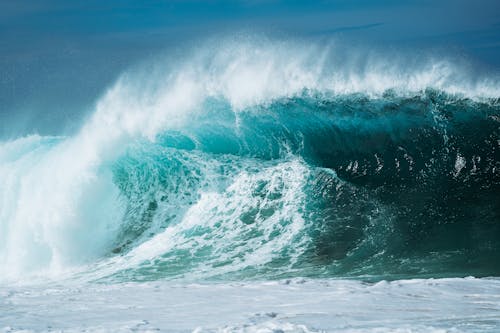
0,39,499,332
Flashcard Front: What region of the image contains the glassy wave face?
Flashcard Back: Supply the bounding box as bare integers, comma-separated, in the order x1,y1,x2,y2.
0,40,499,283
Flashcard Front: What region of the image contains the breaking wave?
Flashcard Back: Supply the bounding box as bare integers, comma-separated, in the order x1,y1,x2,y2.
0,38,499,283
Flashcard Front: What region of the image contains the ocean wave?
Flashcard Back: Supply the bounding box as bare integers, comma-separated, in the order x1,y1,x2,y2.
0,38,499,283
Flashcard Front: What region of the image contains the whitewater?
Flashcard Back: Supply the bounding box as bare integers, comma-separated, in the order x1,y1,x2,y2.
0,38,499,332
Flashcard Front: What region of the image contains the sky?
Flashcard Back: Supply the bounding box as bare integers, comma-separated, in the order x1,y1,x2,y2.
1,0,499,137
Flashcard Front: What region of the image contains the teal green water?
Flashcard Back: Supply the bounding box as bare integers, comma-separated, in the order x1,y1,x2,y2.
98,90,500,282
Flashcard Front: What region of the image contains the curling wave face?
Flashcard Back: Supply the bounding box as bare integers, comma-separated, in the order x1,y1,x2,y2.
0,38,499,283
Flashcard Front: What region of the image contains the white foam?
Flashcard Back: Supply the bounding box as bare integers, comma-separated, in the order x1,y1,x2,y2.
0,135,125,282
88,158,310,281
1,278,498,332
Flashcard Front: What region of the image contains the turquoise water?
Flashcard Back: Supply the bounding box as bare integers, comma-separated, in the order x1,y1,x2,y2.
102,92,500,282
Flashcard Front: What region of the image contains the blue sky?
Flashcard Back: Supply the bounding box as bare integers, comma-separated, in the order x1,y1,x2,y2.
1,0,499,137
